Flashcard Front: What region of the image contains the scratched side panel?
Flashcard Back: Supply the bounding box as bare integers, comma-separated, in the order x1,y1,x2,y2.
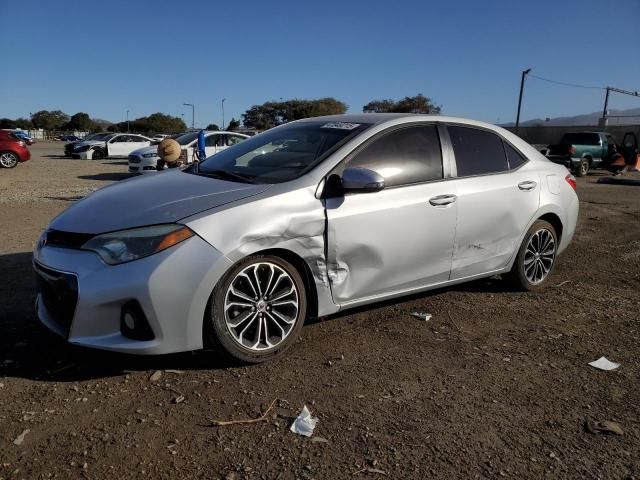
183,185,338,317
450,164,541,279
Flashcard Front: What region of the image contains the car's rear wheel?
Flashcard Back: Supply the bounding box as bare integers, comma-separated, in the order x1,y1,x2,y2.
504,220,558,291
92,148,105,160
206,255,307,363
575,158,589,177
0,152,19,168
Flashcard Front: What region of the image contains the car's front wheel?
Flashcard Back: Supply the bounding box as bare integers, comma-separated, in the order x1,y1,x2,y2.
505,220,558,291
206,255,307,363
92,148,105,160
0,152,19,168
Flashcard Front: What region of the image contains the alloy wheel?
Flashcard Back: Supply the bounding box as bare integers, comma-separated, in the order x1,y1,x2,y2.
524,228,556,284
0,152,18,168
223,262,300,351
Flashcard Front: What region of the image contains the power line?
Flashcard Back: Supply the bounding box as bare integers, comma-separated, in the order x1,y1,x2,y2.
528,74,604,90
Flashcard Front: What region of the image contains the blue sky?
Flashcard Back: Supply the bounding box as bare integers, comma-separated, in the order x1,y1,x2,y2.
1,0,639,127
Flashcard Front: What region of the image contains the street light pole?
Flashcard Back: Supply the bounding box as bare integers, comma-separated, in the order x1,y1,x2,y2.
222,98,226,131
126,110,130,132
183,103,195,129
515,68,531,135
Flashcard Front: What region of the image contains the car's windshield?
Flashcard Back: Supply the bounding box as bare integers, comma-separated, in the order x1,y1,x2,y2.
196,121,371,183
560,133,600,145
83,133,110,141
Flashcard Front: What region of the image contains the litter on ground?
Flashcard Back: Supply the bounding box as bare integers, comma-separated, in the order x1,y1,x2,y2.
588,357,620,371
410,312,432,321
290,405,318,437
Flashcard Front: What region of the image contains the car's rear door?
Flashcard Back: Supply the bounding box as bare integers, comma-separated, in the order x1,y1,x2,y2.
324,124,458,305
126,135,151,155
444,125,540,280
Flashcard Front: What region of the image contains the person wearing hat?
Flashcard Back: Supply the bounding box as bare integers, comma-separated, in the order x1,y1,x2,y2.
156,138,182,170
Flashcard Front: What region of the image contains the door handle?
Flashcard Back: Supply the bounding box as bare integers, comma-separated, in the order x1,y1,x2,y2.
429,194,457,207
518,181,537,191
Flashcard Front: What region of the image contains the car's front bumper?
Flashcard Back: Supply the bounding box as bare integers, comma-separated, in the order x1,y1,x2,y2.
33,235,232,354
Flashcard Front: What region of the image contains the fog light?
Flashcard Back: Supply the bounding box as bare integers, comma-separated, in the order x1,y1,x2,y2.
120,301,154,341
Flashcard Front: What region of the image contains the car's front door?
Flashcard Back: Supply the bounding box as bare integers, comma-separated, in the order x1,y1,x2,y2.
445,125,540,280
106,135,129,157
324,124,458,305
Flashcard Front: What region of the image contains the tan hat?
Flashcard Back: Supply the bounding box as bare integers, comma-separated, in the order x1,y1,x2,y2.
157,138,181,163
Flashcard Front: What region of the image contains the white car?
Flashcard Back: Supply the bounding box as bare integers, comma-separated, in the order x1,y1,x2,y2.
151,134,170,143
128,131,249,173
72,134,153,160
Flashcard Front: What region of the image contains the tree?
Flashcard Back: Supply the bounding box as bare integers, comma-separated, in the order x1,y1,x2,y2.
242,98,347,130
0,118,16,129
31,110,69,130
206,123,220,131
112,113,186,134
362,94,441,114
65,112,96,131
226,118,241,131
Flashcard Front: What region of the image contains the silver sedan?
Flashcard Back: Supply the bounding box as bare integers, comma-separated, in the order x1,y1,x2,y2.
33,114,579,363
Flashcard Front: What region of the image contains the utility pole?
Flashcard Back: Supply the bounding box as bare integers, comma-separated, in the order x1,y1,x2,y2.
126,110,130,132
515,68,531,134
222,98,226,131
602,86,640,122
183,103,195,129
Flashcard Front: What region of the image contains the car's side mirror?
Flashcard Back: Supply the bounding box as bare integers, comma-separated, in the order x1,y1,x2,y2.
342,167,385,193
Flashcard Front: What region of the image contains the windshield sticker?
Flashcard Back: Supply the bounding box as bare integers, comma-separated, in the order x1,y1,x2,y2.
320,122,361,130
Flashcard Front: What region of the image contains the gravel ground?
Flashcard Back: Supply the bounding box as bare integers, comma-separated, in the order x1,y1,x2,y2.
0,142,639,479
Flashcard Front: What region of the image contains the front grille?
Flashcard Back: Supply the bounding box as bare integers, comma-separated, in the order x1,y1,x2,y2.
45,229,94,249
34,262,78,337
129,155,141,164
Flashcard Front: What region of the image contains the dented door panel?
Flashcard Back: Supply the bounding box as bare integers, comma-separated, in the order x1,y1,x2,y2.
325,182,457,305
449,167,540,279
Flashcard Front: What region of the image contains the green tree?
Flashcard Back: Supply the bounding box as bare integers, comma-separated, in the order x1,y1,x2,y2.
226,118,241,131
242,97,347,129
363,94,441,114
65,112,96,131
206,123,220,131
113,113,187,134
31,110,69,130
0,118,16,129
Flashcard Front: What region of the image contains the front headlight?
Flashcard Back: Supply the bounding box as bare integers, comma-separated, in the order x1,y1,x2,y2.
142,152,158,158
81,224,194,265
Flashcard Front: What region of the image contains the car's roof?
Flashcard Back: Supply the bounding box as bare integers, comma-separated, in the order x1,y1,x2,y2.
294,113,504,131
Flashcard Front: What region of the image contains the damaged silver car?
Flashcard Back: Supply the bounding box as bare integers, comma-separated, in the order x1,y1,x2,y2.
34,114,579,363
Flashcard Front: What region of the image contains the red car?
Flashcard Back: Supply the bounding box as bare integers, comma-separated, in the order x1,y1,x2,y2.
0,130,30,168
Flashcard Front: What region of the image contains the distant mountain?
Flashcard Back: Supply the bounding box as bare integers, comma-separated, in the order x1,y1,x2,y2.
502,107,640,127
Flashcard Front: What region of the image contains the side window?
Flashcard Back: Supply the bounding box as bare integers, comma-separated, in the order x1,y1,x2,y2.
227,135,245,146
205,135,222,147
112,136,125,143
503,142,527,169
347,125,443,187
448,126,508,176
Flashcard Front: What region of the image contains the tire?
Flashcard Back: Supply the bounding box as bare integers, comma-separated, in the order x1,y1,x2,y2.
504,220,558,291
575,158,589,177
92,148,105,160
206,255,307,363
0,151,19,168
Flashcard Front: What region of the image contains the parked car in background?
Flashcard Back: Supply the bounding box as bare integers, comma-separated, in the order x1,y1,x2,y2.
57,134,81,142
545,131,617,176
35,114,578,363
64,133,111,156
0,130,31,168
128,131,248,173
11,131,34,145
151,134,170,143
71,134,152,159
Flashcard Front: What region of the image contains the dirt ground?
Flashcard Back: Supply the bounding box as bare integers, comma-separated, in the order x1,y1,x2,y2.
1,142,639,480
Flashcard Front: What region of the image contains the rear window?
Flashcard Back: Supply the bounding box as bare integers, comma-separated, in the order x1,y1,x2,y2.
560,133,600,145
449,126,509,177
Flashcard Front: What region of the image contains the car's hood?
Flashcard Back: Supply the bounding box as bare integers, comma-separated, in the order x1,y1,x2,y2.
130,145,157,156
50,170,271,234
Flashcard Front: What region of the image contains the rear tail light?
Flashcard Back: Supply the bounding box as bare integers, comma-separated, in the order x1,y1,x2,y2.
568,146,576,154
565,174,577,190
